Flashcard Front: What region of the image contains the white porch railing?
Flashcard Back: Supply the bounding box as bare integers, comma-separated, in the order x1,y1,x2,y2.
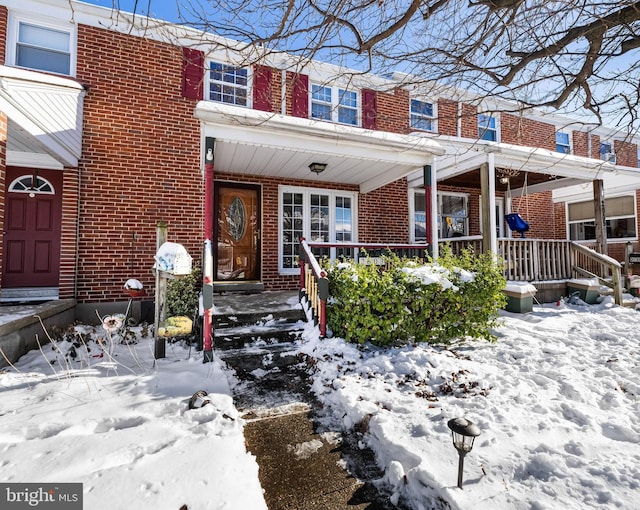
442,237,623,304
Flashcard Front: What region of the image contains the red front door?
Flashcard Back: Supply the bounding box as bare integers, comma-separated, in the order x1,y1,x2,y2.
2,167,63,288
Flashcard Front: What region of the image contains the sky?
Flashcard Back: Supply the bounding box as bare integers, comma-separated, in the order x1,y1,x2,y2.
1,283,639,509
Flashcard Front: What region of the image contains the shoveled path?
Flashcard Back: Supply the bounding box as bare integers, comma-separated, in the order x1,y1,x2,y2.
217,336,403,510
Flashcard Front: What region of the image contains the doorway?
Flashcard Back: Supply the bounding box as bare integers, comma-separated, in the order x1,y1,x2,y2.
214,182,261,283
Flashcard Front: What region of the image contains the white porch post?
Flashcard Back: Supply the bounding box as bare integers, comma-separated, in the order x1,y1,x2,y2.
429,160,439,260
480,154,497,254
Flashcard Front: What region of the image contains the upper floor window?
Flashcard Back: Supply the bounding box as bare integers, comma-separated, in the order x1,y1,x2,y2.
478,114,498,141
637,146,640,168
311,84,359,126
410,100,435,132
556,131,571,154
15,21,71,75
209,62,249,107
600,141,616,163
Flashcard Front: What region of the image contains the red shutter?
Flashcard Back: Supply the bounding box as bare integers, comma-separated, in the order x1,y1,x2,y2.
291,73,308,118
181,47,204,100
362,88,377,130
253,65,273,112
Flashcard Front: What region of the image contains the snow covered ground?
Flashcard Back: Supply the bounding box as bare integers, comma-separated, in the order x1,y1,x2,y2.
1,296,639,509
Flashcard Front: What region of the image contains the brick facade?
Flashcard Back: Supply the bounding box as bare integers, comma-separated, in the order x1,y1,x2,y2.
74,25,202,302
2,2,640,305
614,140,638,168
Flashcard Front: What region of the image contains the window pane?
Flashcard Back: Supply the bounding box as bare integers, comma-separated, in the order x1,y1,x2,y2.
606,196,634,216
311,84,332,102
335,196,352,242
281,192,304,269
19,23,69,52
479,114,497,141
311,103,332,120
441,195,466,217
338,107,357,125
16,46,70,75
339,90,357,107
568,201,594,221
556,131,570,153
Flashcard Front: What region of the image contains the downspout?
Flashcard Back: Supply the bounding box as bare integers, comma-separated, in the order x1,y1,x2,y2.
202,137,215,363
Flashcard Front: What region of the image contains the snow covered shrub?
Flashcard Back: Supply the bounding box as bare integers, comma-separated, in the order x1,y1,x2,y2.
326,248,506,346
166,265,202,318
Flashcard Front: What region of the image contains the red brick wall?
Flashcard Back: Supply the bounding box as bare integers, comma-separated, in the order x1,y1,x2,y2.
572,131,589,157
376,88,410,134
614,140,638,167
501,114,556,150
75,25,202,302
437,99,457,137
0,110,6,289
359,179,409,243
553,202,567,239
512,192,561,239
0,6,7,65
59,168,79,299
590,134,601,159
460,104,478,139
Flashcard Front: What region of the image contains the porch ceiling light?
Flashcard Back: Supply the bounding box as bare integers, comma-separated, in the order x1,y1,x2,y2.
447,417,481,489
309,162,327,174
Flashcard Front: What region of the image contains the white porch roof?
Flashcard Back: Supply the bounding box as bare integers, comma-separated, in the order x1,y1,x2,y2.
195,102,445,193
408,137,640,194
0,66,85,169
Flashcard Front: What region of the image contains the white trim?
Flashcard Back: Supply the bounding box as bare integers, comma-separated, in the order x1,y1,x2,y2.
278,185,358,275
6,151,65,170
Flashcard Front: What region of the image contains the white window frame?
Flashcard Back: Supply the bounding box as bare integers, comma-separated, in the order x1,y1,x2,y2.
555,130,572,154
409,189,469,241
600,141,616,163
310,83,360,126
7,13,76,76
478,113,499,142
566,194,637,242
278,186,358,275
8,174,55,194
410,99,436,132
207,60,252,108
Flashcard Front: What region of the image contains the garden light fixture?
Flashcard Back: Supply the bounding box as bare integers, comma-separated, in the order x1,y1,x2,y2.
447,417,481,489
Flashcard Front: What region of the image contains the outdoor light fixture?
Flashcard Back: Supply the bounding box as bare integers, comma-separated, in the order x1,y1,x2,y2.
500,177,510,185
447,417,481,489
309,162,327,174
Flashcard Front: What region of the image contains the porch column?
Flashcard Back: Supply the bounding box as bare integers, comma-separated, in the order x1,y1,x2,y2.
202,137,215,363
593,179,608,255
480,155,497,254
424,163,438,259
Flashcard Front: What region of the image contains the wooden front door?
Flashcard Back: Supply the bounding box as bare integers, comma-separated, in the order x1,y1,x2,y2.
214,183,261,282
2,168,63,288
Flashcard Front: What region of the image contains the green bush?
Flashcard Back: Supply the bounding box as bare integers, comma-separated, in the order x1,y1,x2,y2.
166,265,202,318
325,248,506,346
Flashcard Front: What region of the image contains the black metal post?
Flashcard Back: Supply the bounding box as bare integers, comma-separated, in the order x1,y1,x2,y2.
457,451,466,489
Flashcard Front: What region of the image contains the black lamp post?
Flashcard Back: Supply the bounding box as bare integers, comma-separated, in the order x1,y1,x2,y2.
447,417,481,489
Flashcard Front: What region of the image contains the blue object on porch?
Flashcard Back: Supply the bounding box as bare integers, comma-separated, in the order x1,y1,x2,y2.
505,213,530,238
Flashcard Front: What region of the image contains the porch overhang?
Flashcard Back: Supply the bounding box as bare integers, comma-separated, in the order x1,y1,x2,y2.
408,137,640,193
0,66,85,169
195,102,444,193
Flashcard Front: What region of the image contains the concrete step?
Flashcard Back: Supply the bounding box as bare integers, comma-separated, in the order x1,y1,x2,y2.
214,322,305,350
